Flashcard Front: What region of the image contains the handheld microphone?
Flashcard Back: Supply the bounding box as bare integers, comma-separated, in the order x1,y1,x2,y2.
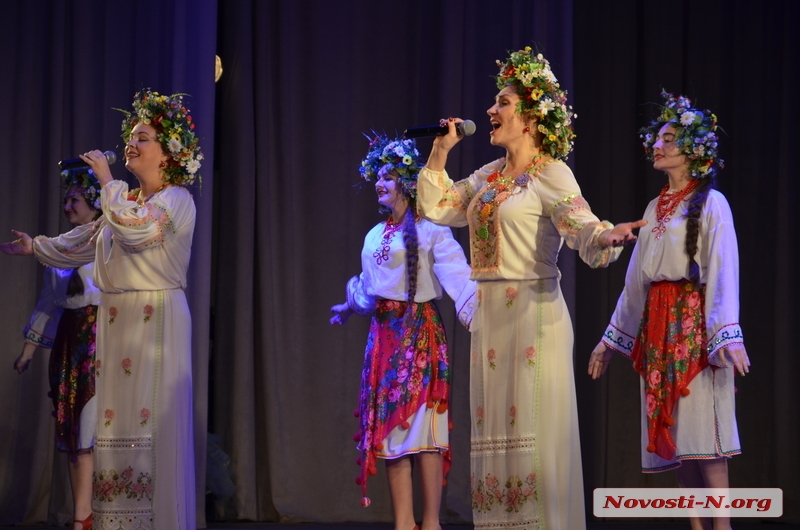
403,120,476,139
58,150,118,170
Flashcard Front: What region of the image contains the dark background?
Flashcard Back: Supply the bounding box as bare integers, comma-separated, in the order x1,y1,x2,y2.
0,0,796,527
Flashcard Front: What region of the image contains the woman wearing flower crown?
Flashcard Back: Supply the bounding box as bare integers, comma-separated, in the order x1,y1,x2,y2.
416,47,646,530
12,168,102,530
330,134,475,530
1,89,201,530
588,91,749,530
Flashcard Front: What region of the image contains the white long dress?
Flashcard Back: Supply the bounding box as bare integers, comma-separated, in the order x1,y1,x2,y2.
32,180,196,530
418,158,621,530
600,189,743,471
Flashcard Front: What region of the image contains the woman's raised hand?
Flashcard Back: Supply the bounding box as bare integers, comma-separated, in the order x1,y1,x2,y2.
0,230,33,256
79,149,114,186
426,117,466,171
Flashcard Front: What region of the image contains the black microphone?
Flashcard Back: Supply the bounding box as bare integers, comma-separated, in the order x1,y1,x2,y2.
58,150,118,170
403,120,476,139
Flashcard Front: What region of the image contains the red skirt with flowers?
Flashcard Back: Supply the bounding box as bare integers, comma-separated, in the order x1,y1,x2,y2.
49,305,97,458
356,299,451,505
631,281,708,461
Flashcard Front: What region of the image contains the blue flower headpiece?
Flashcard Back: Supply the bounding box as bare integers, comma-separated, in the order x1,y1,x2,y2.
640,90,724,178
359,133,424,200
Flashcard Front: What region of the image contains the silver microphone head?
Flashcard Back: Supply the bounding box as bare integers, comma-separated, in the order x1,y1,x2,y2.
103,150,118,165
459,120,476,136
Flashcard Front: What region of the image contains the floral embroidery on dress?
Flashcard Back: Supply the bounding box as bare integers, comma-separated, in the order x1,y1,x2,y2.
95,360,101,378
140,408,150,426
108,306,118,324
509,405,517,427
525,346,536,367
469,156,554,272
104,409,114,427
471,472,538,513
476,406,484,427
487,349,497,370
93,466,153,502
122,358,132,376
505,287,517,307
143,304,154,322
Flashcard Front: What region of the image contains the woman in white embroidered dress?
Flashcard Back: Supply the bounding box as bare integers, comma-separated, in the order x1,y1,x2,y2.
330,134,474,530
415,48,645,530
588,91,749,530
12,168,102,530
1,89,202,530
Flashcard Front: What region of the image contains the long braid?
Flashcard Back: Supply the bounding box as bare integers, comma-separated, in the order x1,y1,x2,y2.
402,201,420,305
684,176,715,287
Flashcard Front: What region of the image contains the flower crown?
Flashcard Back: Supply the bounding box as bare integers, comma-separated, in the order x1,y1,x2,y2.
640,90,724,178
117,89,203,186
495,47,577,160
61,167,102,210
359,133,424,200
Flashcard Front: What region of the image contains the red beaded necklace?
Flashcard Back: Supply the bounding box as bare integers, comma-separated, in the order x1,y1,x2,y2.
652,179,698,240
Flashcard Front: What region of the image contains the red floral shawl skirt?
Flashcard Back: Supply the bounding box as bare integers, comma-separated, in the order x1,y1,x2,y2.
631,280,709,461
355,299,451,505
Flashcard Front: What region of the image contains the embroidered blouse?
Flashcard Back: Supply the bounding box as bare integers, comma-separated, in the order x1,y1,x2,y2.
416,157,621,281
601,189,744,361
31,180,196,293
346,218,475,327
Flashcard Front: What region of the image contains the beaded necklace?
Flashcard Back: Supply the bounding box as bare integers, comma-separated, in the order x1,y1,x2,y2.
652,179,698,240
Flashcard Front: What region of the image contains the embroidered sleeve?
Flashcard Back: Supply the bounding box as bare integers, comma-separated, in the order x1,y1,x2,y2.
551,193,616,266
417,159,503,228
22,270,62,349
32,222,99,269
101,180,185,253
701,192,745,361
602,238,648,354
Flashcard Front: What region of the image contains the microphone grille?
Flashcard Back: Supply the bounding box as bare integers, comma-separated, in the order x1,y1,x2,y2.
104,150,118,165
460,120,476,136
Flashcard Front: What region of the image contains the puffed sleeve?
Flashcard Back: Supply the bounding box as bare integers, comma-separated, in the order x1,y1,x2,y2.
345,274,376,316
417,159,504,228
429,225,477,329
102,180,194,252
601,239,648,357
702,192,744,362
32,221,99,269
534,162,621,268
22,269,63,349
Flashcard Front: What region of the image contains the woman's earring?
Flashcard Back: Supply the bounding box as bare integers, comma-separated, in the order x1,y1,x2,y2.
159,161,167,168
524,126,531,133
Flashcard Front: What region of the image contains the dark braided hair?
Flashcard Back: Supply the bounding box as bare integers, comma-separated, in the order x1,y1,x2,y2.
401,199,420,304
684,176,715,287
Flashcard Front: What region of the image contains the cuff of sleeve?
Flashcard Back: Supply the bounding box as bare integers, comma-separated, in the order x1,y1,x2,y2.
455,281,477,331
346,276,374,316
707,324,744,360
601,323,635,358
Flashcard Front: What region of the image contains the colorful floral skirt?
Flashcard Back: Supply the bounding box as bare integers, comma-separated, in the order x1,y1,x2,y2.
356,299,451,505
632,280,709,461
48,305,97,458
